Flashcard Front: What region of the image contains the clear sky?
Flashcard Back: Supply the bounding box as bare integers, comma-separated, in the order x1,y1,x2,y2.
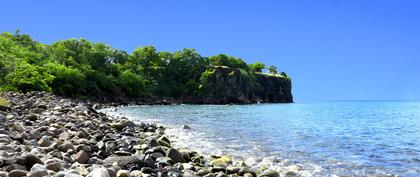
1,0,419,100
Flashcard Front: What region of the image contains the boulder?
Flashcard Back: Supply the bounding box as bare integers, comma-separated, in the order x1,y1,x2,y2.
166,148,186,163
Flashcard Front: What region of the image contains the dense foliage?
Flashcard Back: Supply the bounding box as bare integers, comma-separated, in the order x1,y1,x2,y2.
0,31,289,101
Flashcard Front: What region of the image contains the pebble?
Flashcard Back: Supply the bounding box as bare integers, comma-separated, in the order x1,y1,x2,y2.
74,150,90,164
116,170,130,177
8,170,28,177
86,167,110,177
0,91,293,177
27,164,48,177
44,159,61,172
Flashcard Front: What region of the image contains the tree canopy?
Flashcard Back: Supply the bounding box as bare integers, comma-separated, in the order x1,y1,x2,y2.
0,31,289,101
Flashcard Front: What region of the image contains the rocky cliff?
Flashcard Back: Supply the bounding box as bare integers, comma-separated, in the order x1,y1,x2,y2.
195,67,293,104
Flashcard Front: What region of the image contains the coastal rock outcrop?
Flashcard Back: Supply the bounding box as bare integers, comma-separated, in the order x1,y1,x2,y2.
196,67,293,104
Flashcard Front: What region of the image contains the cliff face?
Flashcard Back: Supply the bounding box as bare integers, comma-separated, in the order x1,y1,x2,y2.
196,67,293,104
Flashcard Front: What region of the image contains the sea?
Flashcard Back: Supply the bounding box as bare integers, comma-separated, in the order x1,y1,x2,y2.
101,101,420,177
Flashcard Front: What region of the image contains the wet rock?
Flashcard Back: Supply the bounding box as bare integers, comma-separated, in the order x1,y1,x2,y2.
74,150,90,164
238,167,256,177
87,167,110,177
111,119,135,130
182,125,191,130
146,138,159,147
9,170,28,177
166,148,185,163
285,171,297,177
197,168,211,176
226,166,240,174
44,159,61,172
157,136,171,148
211,167,225,173
210,155,231,167
259,170,279,177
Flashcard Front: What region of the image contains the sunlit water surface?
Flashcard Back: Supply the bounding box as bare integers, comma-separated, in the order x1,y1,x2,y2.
102,101,420,176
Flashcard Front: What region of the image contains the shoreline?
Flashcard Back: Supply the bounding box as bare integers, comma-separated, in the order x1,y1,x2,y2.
0,91,284,177
100,105,311,177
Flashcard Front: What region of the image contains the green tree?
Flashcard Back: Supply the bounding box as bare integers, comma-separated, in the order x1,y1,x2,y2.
250,62,266,73
4,61,54,92
119,69,147,97
268,65,278,75
45,62,86,97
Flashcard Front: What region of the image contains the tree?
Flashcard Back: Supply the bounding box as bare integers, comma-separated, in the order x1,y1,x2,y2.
119,69,147,97
280,72,288,78
268,65,278,75
250,62,266,73
4,61,54,92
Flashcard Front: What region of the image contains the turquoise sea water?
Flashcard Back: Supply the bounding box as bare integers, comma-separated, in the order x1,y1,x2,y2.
104,101,420,176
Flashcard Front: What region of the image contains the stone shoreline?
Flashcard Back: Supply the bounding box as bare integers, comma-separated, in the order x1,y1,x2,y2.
0,91,281,177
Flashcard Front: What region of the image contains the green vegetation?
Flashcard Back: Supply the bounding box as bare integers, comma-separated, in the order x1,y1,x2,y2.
0,31,289,101
267,65,278,75
0,97,9,107
250,62,266,73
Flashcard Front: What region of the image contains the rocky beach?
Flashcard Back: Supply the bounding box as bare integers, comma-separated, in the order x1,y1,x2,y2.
0,91,282,177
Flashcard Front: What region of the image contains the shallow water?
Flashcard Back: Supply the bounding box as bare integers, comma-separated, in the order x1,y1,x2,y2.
102,101,420,176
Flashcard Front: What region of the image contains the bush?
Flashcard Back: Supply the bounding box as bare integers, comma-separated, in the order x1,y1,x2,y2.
3,61,54,92
119,69,147,97
45,62,86,97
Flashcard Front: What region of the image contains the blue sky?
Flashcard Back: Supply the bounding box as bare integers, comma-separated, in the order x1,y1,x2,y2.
1,0,419,100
